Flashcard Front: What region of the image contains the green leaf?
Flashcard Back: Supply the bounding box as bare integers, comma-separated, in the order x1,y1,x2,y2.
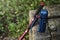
9,23,16,31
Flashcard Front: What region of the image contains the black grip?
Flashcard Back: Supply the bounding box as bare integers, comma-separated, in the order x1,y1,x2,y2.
34,5,44,16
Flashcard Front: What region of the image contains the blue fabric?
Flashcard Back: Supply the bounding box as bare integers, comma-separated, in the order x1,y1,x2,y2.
38,9,48,33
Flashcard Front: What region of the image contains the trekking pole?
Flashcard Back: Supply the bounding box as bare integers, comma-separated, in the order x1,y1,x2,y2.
19,2,45,40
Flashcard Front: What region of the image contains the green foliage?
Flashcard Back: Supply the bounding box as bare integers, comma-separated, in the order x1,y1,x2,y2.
0,0,60,39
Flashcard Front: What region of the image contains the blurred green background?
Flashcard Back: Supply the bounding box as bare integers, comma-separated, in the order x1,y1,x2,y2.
0,0,60,40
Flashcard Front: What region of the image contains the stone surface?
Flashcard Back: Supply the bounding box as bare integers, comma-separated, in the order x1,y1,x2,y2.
29,5,60,40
